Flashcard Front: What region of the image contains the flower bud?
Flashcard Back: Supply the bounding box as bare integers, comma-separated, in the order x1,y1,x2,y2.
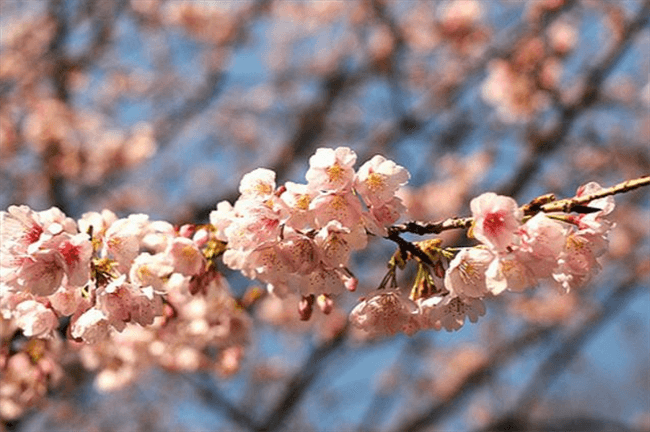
298,294,315,321
316,294,334,315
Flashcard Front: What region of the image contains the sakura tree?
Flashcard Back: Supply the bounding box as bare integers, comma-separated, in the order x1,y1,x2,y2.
1,1,649,431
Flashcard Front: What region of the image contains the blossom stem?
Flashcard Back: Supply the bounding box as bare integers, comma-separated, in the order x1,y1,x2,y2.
389,175,650,236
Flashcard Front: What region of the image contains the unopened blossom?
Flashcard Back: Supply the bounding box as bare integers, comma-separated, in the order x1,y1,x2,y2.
471,192,522,252
354,155,410,206
305,147,357,192
444,247,493,299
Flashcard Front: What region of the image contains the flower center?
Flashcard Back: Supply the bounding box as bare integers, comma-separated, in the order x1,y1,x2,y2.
59,242,81,267
483,211,506,236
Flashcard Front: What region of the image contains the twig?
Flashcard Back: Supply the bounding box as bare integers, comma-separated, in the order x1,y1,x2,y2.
389,175,650,237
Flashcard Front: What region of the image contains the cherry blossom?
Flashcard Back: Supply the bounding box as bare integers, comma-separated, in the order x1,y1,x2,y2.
305,146,357,192
419,296,486,332
355,155,410,206
444,247,493,299
349,289,418,337
471,192,522,252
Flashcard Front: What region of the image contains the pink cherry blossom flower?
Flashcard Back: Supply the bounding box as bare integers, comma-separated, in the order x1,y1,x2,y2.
48,283,88,316
129,252,174,292
50,233,93,287
103,215,148,271
209,200,236,242
314,221,356,269
238,168,276,199
280,182,317,229
277,233,320,275
248,242,293,282
311,191,363,229
37,207,77,237
470,192,522,252
418,295,486,332
302,266,345,295
485,253,537,294
518,213,567,279
141,220,176,253
354,155,410,206
552,233,601,293
362,197,406,236
129,286,163,327
349,289,418,337
444,247,493,299
71,308,110,343
18,250,66,296
13,300,58,338
1,205,46,251
305,147,357,192
166,237,205,276
575,182,616,242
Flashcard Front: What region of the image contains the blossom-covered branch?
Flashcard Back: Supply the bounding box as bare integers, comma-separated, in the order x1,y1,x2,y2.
388,175,649,236
1,147,648,421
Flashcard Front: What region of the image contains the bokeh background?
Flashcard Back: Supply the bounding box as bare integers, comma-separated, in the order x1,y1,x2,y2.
1,0,649,431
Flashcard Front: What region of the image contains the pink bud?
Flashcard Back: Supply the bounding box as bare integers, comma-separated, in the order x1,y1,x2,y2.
179,224,195,238
317,294,334,315
433,261,446,279
298,294,315,321
193,228,209,247
344,276,358,292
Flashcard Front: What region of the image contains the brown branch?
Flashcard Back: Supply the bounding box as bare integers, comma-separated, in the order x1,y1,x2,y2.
390,175,650,237
540,175,650,213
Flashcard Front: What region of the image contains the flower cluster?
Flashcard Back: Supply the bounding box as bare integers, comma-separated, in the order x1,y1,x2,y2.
0,206,251,417
0,146,640,420
210,147,410,315
350,182,615,337
0,206,248,349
